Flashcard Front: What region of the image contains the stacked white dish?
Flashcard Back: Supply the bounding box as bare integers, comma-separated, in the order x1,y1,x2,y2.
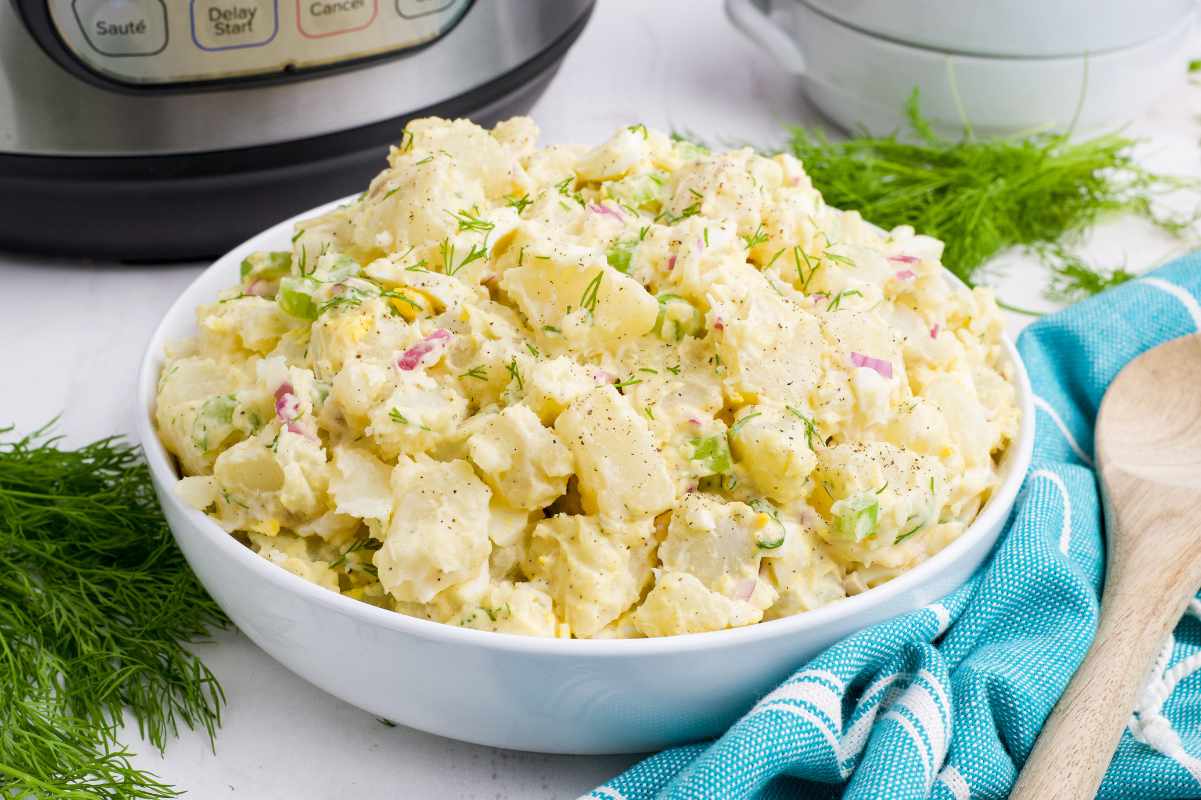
727,0,1198,136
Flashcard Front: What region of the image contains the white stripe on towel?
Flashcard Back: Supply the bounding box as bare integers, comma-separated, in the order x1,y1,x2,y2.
1142,276,1201,331
1032,395,1093,466
936,765,971,800
1030,469,1073,555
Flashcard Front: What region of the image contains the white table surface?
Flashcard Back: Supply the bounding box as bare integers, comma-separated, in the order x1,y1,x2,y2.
5,2,1201,797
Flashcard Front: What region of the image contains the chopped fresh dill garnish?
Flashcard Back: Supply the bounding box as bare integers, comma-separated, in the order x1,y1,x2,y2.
580,271,603,315
765,247,786,270
383,186,401,200
794,246,822,290
826,289,863,311
379,288,421,309
415,155,434,165
742,224,769,250
822,247,855,267
449,207,495,234
318,294,364,315
460,365,487,381
555,176,575,196
541,325,561,334
614,376,642,390
728,411,761,436
505,358,524,391
638,225,650,241
329,535,382,569
628,123,649,139
291,228,304,243
0,424,227,798
665,363,682,375
505,193,533,214
644,406,655,420
895,520,924,544
703,228,710,247
786,405,819,449
638,367,658,374
526,343,540,358
440,239,488,276
784,89,1195,286
688,188,704,200
398,129,414,152
389,408,430,431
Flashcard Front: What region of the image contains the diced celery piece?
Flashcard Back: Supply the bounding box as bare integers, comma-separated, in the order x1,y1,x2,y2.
833,494,879,542
191,394,238,452
690,434,732,476
606,239,637,273
240,250,292,281
278,276,319,321
653,294,703,342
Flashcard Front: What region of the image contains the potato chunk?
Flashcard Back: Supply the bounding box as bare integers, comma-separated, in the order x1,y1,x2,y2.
375,456,492,603
554,386,675,526
467,405,573,510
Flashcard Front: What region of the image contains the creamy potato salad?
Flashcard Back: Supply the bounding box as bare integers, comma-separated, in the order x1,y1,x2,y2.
156,117,1018,639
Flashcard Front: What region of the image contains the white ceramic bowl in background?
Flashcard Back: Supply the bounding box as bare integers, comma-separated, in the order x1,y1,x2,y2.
136,200,1035,755
727,0,1197,137
803,0,1194,58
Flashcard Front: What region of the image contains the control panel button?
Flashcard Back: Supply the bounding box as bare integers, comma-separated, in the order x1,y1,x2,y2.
395,0,451,18
191,0,278,50
297,0,378,38
72,0,168,57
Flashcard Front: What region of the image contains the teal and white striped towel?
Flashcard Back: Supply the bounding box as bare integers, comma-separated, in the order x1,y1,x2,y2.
588,255,1201,800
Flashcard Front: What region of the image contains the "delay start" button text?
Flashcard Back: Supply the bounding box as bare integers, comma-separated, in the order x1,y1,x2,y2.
191,0,278,50
297,0,377,38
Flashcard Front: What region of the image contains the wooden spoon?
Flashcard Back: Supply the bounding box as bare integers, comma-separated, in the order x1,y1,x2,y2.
1011,333,1201,800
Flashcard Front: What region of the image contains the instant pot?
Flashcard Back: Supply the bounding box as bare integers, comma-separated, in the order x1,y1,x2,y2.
0,0,594,259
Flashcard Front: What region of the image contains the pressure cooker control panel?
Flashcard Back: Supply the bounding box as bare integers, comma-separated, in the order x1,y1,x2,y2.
38,0,471,86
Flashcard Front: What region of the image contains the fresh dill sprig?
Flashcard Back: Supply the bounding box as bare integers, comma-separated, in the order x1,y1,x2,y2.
1039,244,1135,303
389,408,430,431
439,239,488,276
448,207,495,234
742,224,769,250
505,194,533,214
505,359,524,391
826,288,863,311
460,365,488,381
784,89,1195,285
0,424,227,799
580,271,603,315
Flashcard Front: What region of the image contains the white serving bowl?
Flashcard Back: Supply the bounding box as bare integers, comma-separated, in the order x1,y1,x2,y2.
803,0,1194,58
727,0,1197,137
136,200,1035,755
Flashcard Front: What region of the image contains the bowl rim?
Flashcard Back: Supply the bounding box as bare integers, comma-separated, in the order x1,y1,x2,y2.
136,197,1036,658
791,0,1199,66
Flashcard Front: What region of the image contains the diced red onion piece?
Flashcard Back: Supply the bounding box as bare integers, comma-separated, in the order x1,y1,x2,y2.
588,203,624,222
734,579,757,601
712,316,724,331
894,270,916,280
930,323,940,339
666,254,677,271
889,255,919,264
397,328,452,371
274,383,301,423
688,417,702,425
850,351,893,379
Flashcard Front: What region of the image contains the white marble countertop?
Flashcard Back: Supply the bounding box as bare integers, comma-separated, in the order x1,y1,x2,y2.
5,1,1201,797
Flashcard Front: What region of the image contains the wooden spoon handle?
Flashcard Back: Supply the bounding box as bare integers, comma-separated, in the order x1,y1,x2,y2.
1010,579,1193,799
